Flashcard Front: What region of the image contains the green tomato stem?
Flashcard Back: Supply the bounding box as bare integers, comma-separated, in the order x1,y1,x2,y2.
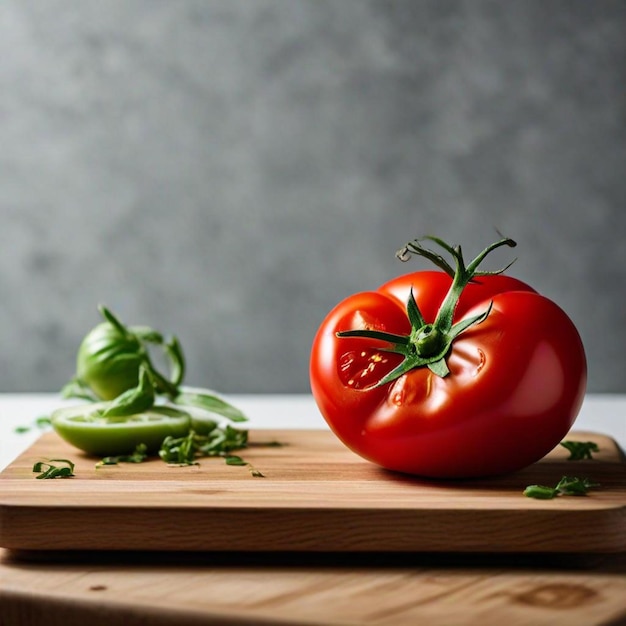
337,234,517,384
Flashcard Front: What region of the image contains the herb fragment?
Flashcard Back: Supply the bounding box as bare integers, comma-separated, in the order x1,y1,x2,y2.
33,459,75,479
524,476,600,499
14,415,52,434
224,454,265,477
96,443,148,467
158,426,265,476
560,440,599,460
159,425,247,464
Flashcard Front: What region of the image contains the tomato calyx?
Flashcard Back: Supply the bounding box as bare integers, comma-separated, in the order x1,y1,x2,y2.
337,235,517,384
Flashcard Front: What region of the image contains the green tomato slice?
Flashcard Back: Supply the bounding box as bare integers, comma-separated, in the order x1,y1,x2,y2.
51,403,192,456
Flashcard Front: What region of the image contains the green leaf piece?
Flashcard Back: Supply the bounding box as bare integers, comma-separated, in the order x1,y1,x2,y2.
560,440,599,460
406,288,426,328
427,359,449,377
522,485,558,499
33,459,75,479
224,455,246,466
524,476,600,499
174,390,248,423
101,365,155,418
97,443,149,467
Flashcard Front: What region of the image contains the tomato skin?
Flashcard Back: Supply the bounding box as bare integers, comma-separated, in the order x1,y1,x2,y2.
310,271,587,478
378,270,537,319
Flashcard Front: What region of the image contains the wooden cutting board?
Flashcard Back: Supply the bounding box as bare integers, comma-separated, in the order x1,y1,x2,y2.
2,549,625,626
1,429,624,554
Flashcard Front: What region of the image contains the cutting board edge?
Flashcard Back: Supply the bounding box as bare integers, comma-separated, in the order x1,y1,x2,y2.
1,429,624,555
1,500,625,553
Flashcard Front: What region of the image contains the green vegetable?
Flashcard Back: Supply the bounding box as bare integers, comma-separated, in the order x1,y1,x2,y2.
71,306,168,400
62,305,242,424
523,476,600,499
560,440,599,460
51,404,191,456
54,305,251,459
33,459,75,479
49,306,277,474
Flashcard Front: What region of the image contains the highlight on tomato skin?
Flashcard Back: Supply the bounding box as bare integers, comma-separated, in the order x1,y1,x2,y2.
309,235,588,479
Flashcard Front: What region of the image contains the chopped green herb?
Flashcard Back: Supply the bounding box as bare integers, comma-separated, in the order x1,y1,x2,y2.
33,459,75,479
14,415,52,434
524,475,600,499
560,440,599,460
523,484,559,499
224,454,246,466
224,454,264,477
249,440,284,448
96,443,149,467
159,425,247,464
158,425,266,476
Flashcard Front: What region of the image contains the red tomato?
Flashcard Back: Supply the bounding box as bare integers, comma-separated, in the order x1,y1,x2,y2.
310,262,587,479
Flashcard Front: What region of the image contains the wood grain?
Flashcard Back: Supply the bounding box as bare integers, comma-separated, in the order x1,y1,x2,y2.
1,550,625,626
1,430,624,553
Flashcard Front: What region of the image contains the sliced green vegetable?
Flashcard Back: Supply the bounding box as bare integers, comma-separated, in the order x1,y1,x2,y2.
51,403,191,456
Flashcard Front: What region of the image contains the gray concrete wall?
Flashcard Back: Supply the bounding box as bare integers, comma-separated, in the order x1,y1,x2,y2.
1,1,624,393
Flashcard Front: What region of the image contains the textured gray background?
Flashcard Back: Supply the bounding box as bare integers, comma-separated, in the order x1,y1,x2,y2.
0,0,624,394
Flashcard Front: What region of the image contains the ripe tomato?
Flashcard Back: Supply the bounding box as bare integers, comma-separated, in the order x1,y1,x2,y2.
309,237,587,478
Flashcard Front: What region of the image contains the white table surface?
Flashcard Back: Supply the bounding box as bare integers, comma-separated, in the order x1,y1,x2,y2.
0,393,624,471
